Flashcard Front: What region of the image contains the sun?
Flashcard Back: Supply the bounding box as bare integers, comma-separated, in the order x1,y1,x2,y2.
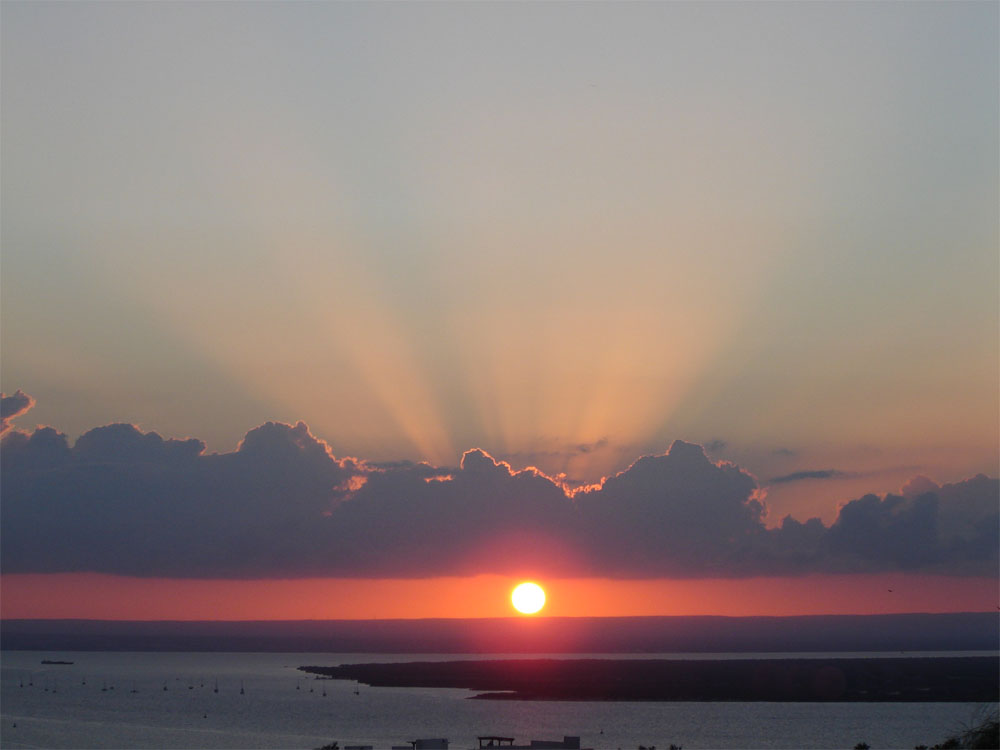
511,582,546,615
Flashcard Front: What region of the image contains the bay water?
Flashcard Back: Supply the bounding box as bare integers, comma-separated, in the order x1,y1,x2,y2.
1,650,994,749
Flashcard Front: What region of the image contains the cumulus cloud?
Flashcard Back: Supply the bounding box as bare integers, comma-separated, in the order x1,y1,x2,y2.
1,390,35,435
73,423,205,465
576,441,766,575
755,515,829,572
321,449,578,576
823,475,1000,574
1,393,997,579
2,415,361,578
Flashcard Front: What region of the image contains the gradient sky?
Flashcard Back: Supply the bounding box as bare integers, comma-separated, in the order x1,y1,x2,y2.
1,2,997,619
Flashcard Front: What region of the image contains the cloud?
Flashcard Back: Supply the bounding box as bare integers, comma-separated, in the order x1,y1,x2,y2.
1,415,361,578
825,492,940,569
74,423,205,465
754,515,829,573
768,469,850,484
821,474,1000,573
1,390,35,435
900,475,939,498
575,441,766,575
1,395,996,579
321,449,579,576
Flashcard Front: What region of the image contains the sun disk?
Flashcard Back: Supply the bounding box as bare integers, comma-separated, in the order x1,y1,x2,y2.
511,582,546,614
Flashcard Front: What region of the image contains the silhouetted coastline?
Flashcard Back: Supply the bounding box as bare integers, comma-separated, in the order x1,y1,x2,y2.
3,613,997,653
300,656,999,702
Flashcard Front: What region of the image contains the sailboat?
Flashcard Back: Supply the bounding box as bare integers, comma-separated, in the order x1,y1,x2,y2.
239,680,245,695
213,679,219,694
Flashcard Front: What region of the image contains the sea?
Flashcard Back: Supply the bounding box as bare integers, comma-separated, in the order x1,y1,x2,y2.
1,650,996,750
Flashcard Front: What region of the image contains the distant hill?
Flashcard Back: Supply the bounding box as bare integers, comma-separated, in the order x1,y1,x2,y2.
2,613,997,653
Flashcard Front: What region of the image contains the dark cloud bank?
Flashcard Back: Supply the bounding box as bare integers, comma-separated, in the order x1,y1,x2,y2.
1,394,996,579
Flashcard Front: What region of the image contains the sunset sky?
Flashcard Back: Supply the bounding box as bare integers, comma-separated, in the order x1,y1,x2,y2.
2,2,997,620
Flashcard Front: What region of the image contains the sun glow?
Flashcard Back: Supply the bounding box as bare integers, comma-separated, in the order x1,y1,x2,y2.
511,581,546,615
1,573,996,620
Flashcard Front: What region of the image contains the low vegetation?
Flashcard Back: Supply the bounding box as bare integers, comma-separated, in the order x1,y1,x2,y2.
911,707,1000,750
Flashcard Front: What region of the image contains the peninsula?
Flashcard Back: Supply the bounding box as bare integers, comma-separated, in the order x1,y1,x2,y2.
300,656,999,702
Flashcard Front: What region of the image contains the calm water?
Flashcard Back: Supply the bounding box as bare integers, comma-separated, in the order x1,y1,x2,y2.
1,651,994,749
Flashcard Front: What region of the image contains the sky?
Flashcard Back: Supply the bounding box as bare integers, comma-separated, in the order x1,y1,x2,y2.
1,2,997,620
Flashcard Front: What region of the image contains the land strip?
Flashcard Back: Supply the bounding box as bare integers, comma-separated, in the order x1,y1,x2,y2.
301,656,999,702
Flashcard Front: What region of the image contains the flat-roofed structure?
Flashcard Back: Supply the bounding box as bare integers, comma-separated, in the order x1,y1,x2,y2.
477,737,585,750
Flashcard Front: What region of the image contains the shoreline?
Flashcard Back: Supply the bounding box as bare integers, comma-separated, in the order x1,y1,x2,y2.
301,655,999,702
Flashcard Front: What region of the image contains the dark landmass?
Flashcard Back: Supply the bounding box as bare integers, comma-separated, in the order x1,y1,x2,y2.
39,659,73,665
300,656,1000,702
2,613,997,653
